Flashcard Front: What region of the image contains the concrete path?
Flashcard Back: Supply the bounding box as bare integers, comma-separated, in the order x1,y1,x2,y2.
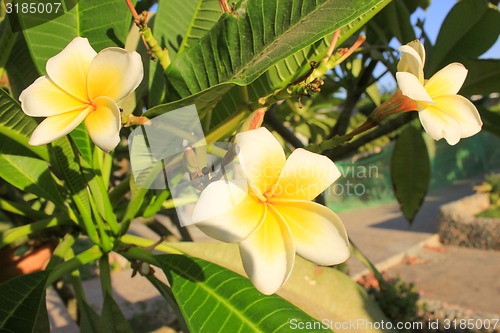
340,179,478,277
385,244,500,314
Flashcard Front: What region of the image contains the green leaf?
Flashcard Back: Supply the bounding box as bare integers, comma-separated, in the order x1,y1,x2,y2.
391,125,430,223
0,135,65,207
4,31,39,98
70,123,93,166
0,88,48,161
49,137,98,241
401,0,430,13
169,242,394,332
98,292,134,333
478,107,500,138
460,58,500,96
0,270,50,333
165,0,391,99
154,0,221,60
427,0,500,75
79,300,101,333
145,0,391,123
0,22,17,76
156,254,331,333
149,0,221,106
17,0,134,74
377,0,415,44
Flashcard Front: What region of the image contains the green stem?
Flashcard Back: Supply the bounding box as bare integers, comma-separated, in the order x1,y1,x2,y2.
121,234,183,255
140,26,171,70
46,234,76,270
68,249,87,303
305,118,378,153
119,244,159,266
99,255,112,297
162,196,198,210
125,0,170,69
350,241,385,283
204,111,248,143
47,245,102,286
0,217,73,248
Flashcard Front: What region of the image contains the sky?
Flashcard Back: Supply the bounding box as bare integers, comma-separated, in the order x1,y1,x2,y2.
414,0,500,58
377,0,500,90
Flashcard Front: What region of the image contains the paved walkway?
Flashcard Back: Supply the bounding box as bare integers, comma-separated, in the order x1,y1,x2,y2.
48,178,500,331
340,179,478,277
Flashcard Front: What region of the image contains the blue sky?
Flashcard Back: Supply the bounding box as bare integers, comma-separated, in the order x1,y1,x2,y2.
414,0,500,58
376,0,499,90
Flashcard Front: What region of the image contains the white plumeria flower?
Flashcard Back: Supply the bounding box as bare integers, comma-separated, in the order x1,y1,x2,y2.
19,37,143,151
396,40,482,145
191,128,349,295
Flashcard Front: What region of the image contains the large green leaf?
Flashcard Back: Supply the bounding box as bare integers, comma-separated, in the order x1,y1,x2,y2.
156,254,331,333
0,135,65,207
391,125,430,223
144,0,391,123
427,0,500,75
149,0,221,106
16,0,134,74
0,270,50,333
165,0,391,100
168,242,394,333
0,88,48,160
153,0,221,60
460,58,500,96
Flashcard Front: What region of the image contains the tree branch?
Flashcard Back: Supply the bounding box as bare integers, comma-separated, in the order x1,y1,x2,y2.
325,112,417,161
330,58,378,137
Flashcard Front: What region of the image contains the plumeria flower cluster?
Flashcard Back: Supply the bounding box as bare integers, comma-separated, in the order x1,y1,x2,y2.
19,37,143,151
372,40,482,145
191,127,349,295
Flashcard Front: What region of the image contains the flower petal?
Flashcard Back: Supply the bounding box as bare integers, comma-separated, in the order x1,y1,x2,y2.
397,43,424,82
239,206,295,295
29,107,91,146
273,201,349,265
419,95,482,145
407,40,425,66
84,96,121,151
19,76,85,117
270,148,340,201
396,72,434,103
235,128,286,196
45,37,96,102
193,179,264,242
87,48,144,102
424,63,468,97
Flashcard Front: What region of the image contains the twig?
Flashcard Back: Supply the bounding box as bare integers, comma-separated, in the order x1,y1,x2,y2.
326,113,416,161
125,0,170,70
330,58,378,137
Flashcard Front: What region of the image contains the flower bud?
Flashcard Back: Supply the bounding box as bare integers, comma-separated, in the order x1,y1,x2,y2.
239,108,266,132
